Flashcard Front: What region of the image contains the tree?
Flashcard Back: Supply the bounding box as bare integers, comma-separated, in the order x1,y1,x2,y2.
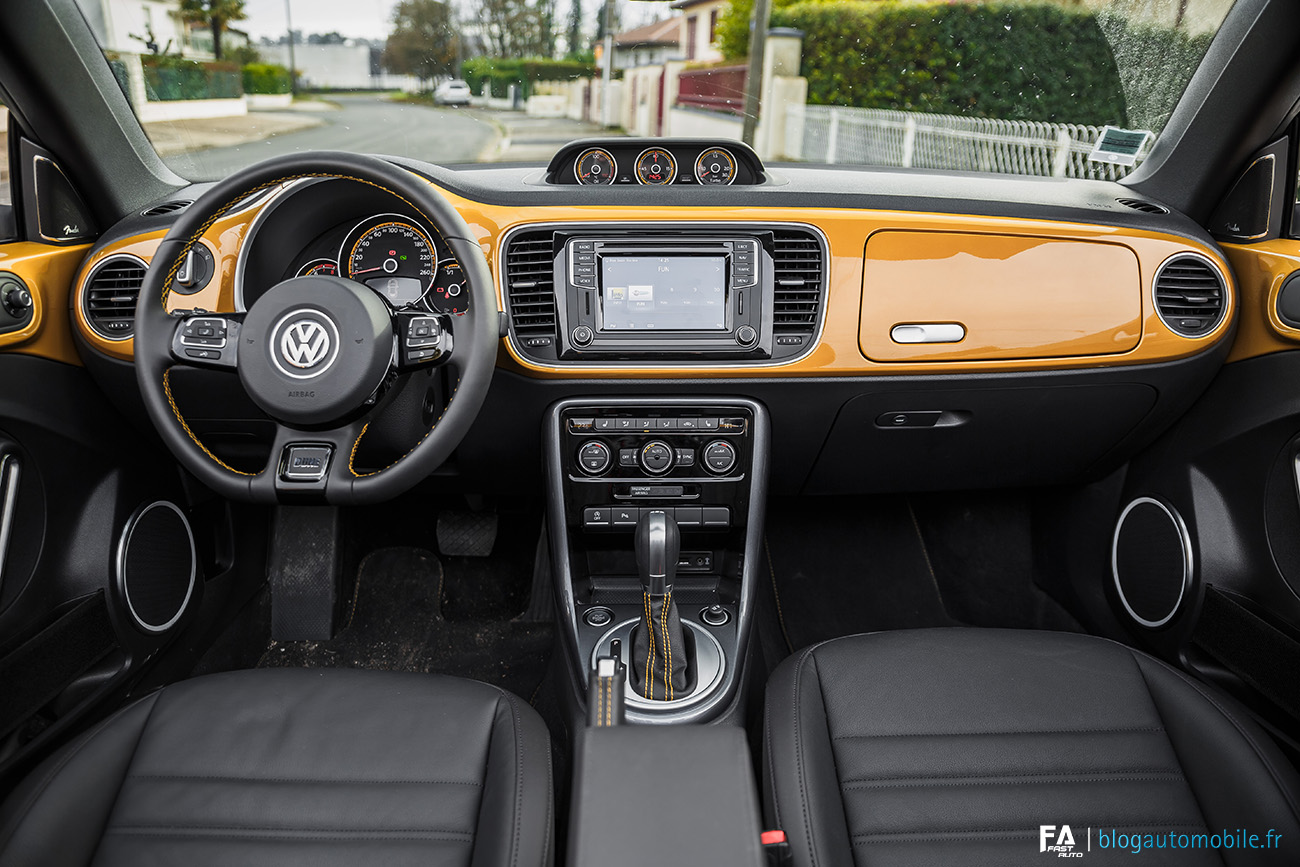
565,0,584,58
384,0,459,83
178,0,247,61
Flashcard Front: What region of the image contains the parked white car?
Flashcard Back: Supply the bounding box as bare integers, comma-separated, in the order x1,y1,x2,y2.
434,80,471,106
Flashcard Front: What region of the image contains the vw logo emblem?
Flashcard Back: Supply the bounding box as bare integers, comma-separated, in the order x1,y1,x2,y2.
270,309,339,380
281,320,331,368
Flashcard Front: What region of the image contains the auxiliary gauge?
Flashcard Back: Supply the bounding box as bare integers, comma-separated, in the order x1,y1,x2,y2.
635,148,677,185
429,263,470,315
694,147,737,185
575,147,617,184
296,258,339,277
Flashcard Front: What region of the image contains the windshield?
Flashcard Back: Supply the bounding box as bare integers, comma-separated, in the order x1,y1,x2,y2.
74,0,1234,182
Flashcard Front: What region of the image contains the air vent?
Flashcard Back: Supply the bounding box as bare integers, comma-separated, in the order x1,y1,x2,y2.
1117,197,1168,215
504,230,558,349
1154,253,1226,337
771,228,825,334
83,254,146,339
141,199,193,217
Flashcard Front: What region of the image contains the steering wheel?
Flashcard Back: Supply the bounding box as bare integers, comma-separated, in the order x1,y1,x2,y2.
133,152,498,504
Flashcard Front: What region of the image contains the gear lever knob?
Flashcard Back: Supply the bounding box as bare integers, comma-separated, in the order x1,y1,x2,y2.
634,510,680,597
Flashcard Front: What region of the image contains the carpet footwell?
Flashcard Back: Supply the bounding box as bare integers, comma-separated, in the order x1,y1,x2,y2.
258,547,554,702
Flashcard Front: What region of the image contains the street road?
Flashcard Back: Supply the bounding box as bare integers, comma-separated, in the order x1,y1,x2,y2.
165,94,498,179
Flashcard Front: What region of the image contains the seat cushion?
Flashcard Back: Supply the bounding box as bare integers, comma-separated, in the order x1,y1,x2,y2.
0,668,553,867
763,628,1300,867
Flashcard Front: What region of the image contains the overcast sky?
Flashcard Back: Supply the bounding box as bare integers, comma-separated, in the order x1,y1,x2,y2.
239,0,667,43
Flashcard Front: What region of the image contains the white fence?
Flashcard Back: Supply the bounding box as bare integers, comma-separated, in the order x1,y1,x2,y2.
792,105,1148,180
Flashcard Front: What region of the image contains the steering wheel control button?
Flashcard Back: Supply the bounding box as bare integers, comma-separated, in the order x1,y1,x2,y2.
701,604,731,626
279,444,333,483
181,317,230,348
584,606,615,627
703,440,738,474
572,325,594,347
640,440,675,475
578,440,613,475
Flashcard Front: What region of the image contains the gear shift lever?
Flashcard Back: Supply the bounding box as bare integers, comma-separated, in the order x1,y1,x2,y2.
633,510,689,700
635,509,680,597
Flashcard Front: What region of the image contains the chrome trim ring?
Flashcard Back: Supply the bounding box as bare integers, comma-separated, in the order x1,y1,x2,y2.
1111,496,1192,629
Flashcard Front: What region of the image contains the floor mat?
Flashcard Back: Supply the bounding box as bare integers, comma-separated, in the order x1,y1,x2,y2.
762,493,1081,654
258,547,554,702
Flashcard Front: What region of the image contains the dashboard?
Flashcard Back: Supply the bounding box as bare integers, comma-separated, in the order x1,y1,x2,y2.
57,140,1247,495
546,139,766,186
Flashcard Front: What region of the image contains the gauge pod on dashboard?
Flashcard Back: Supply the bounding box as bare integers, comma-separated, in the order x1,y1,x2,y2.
546,139,766,186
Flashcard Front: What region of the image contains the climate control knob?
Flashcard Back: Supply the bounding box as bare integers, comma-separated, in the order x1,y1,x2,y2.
639,440,675,475
577,440,613,475
702,440,737,475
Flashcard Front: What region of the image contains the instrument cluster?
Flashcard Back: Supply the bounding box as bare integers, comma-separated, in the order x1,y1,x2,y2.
269,213,470,316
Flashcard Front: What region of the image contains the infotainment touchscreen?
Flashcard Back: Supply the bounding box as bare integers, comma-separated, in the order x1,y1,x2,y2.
599,256,728,331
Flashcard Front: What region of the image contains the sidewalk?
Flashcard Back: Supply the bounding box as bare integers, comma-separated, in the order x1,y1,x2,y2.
463,109,622,162
144,109,325,157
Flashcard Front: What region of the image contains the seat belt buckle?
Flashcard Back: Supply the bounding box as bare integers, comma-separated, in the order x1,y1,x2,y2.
761,830,792,866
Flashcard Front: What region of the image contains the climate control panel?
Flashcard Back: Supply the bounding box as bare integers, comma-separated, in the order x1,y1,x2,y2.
558,405,756,535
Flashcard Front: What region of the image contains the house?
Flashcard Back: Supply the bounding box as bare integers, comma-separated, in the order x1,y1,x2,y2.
612,18,683,70
670,0,726,63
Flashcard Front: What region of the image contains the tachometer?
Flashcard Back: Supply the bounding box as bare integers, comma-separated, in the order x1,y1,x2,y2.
296,258,338,277
634,148,677,185
429,263,470,315
575,147,618,185
342,216,437,307
694,147,737,185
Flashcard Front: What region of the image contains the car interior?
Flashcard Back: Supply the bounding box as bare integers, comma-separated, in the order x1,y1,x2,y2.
2,0,1300,865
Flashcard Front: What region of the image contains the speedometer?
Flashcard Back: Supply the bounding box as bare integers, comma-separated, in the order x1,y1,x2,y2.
342,216,437,307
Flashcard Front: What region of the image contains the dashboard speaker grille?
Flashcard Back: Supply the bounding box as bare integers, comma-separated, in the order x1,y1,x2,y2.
1153,253,1226,337
84,254,146,340
771,229,825,334
1112,497,1190,629
117,501,196,634
504,230,558,339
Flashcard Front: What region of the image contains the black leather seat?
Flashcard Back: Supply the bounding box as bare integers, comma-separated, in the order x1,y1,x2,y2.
763,628,1300,867
0,668,553,867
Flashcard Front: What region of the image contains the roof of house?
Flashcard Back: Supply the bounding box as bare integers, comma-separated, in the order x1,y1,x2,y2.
613,18,681,48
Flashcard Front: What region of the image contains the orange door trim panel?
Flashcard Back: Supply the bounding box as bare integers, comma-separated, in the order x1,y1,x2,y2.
0,241,90,366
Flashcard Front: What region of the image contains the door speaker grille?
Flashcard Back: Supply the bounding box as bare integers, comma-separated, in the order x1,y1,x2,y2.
117,501,197,634
1112,497,1191,629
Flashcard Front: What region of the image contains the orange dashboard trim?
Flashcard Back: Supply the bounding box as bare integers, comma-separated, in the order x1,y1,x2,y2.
1223,240,1300,364
72,176,1235,376
0,241,90,366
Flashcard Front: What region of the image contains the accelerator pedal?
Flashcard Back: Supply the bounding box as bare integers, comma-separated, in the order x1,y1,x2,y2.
436,509,499,557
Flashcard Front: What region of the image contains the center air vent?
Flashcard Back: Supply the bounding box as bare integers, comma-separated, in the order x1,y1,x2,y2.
771,228,826,334
1153,253,1227,337
141,199,193,217
83,254,147,340
504,230,558,354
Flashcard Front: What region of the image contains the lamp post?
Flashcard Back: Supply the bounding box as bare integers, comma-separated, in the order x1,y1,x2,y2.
285,0,297,96
600,0,614,126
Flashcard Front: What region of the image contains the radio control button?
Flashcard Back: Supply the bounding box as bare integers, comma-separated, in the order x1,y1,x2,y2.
703,440,738,474
578,441,613,474
640,441,675,475
572,325,594,346
736,325,758,346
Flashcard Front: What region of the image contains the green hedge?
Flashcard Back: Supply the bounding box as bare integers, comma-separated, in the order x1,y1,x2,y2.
242,63,293,95
462,57,597,99
718,0,1212,127
142,55,241,101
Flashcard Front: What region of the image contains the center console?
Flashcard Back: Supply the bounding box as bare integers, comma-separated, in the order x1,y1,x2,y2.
545,396,769,724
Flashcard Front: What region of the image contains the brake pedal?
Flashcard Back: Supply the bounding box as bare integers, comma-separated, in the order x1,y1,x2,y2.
436,509,498,557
